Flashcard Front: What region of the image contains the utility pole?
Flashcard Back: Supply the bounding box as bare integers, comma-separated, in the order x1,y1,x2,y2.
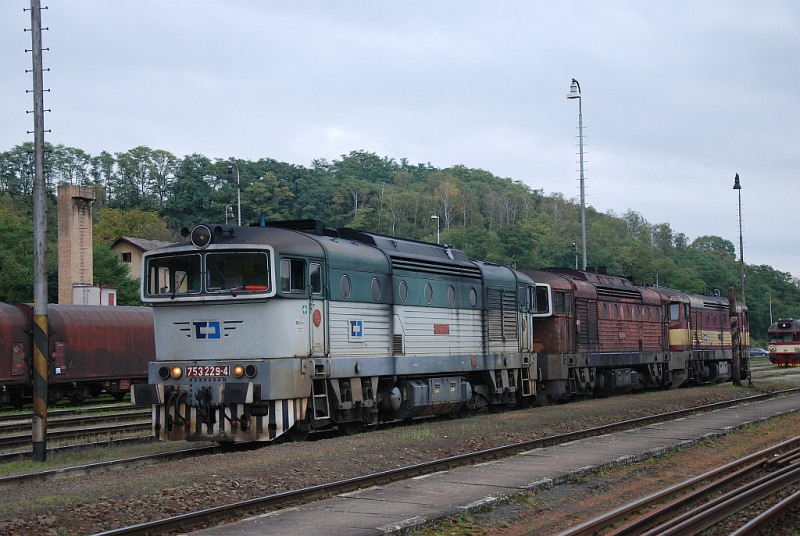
728,285,742,387
26,0,49,461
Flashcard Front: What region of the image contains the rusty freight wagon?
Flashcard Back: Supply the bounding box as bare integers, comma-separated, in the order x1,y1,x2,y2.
14,304,154,404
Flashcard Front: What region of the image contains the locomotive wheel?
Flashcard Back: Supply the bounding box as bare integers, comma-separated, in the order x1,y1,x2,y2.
341,421,363,436
289,425,309,442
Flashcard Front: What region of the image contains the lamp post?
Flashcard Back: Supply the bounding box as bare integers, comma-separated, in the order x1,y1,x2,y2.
571,241,578,269
733,173,744,302
226,162,241,226
430,214,440,244
766,292,773,325
567,78,587,270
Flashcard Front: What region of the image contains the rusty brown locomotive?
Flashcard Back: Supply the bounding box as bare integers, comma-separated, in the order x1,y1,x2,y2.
520,268,749,404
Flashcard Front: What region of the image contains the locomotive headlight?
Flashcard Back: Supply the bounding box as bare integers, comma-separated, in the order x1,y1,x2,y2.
158,366,171,380
170,366,183,379
233,365,245,378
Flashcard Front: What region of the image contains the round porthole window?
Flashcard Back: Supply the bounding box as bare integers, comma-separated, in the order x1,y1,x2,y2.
448,285,456,307
371,278,381,301
424,283,433,305
340,274,351,299
399,280,408,303
469,288,477,307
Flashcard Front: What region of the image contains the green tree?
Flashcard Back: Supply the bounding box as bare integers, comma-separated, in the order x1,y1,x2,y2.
94,207,175,244
93,243,141,305
690,235,736,259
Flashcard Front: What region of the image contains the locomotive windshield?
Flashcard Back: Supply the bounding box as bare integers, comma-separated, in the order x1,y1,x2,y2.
144,250,271,298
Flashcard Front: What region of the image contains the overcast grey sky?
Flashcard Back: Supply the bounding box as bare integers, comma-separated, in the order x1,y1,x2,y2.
3,1,799,278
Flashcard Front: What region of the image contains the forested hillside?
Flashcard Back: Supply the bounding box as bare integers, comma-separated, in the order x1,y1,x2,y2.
1,142,797,343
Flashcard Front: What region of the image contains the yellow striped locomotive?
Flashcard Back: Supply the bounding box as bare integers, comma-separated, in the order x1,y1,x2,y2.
132,221,749,443
768,318,800,367
520,269,749,403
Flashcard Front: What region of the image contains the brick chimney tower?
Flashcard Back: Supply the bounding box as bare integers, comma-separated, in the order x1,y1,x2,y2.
57,184,95,304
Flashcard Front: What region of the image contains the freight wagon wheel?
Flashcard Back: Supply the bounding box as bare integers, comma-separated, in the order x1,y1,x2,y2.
67,394,86,405
111,392,127,402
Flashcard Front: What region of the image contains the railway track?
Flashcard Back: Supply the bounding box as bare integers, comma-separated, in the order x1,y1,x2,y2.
0,408,151,451
558,437,800,535
92,388,800,536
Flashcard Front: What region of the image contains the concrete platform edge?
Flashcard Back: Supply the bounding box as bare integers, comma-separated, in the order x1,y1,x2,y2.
378,408,799,535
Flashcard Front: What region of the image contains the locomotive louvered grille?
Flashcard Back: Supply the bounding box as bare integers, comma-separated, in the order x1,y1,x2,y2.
390,257,482,279
393,334,404,355
596,286,642,301
577,300,599,345
488,289,518,341
702,301,729,310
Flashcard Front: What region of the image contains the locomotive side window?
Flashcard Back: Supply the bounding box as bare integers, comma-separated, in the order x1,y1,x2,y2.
554,292,566,314
399,281,409,303
669,303,680,321
340,274,352,299
532,284,551,316
310,263,322,294
280,258,306,294
371,278,381,301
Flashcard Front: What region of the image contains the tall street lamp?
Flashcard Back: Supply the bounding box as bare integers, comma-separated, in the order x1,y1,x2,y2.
733,173,744,302
567,78,587,270
430,214,440,244
226,162,241,226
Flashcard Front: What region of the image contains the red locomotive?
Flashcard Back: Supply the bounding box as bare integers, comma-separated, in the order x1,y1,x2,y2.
768,318,800,367
520,268,749,403
0,303,154,408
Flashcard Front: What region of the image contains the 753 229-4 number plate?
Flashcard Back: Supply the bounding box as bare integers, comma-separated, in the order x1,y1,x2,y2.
185,365,230,378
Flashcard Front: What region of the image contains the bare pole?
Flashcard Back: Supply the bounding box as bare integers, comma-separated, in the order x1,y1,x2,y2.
728,285,742,387
733,173,745,302
27,0,49,461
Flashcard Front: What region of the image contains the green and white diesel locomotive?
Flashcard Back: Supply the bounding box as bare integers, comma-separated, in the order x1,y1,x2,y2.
132,220,541,443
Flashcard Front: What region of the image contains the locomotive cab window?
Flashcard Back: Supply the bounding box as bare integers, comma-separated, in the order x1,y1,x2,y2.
207,252,270,292
146,253,202,296
281,258,306,294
